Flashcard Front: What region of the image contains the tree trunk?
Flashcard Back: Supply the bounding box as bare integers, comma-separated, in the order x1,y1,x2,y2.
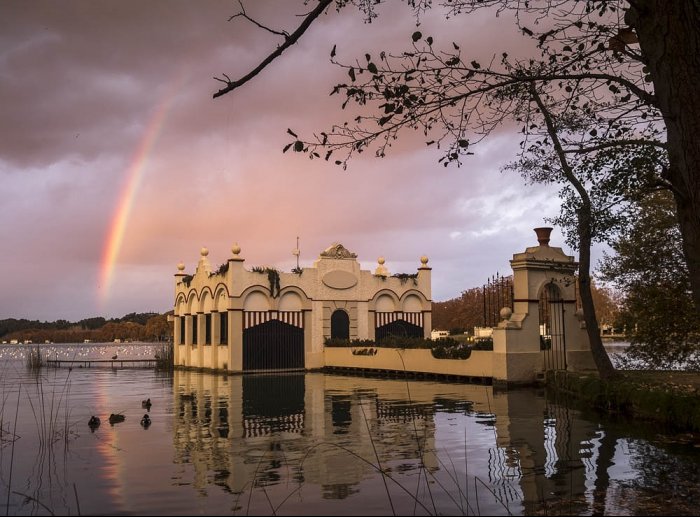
628,0,700,309
577,206,618,380
530,86,618,380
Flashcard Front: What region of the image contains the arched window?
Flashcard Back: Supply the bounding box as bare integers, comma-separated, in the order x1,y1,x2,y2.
331,309,350,340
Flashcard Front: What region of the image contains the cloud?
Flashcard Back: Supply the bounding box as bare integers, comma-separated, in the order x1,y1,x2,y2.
0,1,587,321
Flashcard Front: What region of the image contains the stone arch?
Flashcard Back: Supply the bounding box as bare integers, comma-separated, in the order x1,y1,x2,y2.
175,294,187,316
371,290,399,312
538,282,562,334
243,289,271,311
199,287,214,313
213,284,229,312
278,291,303,311
401,292,424,312
277,285,312,310
186,291,199,315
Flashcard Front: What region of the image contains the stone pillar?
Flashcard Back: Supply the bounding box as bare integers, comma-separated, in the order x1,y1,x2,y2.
174,261,187,367
195,312,204,368
492,228,594,387
229,310,243,372
184,314,192,367
304,309,322,369
417,255,432,339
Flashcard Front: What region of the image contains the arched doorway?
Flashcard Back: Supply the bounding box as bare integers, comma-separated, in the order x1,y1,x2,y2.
539,282,567,371
330,309,350,340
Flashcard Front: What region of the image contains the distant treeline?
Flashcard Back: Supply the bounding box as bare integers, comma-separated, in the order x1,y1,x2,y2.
0,312,173,343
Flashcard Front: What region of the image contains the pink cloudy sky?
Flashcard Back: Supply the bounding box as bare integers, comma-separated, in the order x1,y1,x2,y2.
1,1,588,322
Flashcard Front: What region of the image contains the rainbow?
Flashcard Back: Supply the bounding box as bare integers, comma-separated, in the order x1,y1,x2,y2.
98,73,187,308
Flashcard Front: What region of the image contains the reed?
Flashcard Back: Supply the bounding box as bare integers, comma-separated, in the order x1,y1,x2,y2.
25,346,44,370
155,341,174,370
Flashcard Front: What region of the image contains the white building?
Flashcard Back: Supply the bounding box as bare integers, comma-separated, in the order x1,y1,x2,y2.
430,330,449,340
173,243,432,372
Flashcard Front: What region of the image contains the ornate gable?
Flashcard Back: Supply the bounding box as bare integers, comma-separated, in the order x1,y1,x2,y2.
319,243,357,259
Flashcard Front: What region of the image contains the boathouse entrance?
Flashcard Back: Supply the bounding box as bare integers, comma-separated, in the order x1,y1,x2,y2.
243,311,304,371
375,312,424,341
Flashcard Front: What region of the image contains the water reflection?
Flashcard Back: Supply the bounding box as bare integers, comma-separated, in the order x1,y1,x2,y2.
168,370,700,516
2,344,700,515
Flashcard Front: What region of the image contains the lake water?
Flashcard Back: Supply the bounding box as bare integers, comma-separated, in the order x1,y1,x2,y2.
1,343,699,516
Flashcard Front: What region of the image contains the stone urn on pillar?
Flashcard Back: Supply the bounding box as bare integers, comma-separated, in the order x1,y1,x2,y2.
534,227,553,247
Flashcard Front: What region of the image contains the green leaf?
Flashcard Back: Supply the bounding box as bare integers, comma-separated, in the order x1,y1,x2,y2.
293,141,304,152
412,31,422,42
330,44,336,58
426,36,433,46
282,143,292,153
367,62,378,74
348,67,355,81
287,128,298,138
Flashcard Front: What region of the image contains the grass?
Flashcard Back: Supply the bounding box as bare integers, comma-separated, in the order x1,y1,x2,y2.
2,357,80,516
547,369,700,432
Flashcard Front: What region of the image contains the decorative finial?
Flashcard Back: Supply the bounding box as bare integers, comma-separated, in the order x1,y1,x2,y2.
375,256,388,276
534,227,553,247
499,307,513,321
201,247,209,257
420,255,429,266
177,261,185,272
231,242,241,256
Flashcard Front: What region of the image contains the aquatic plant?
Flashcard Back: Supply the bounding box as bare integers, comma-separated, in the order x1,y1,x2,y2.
155,342,174,370
25,346,44,370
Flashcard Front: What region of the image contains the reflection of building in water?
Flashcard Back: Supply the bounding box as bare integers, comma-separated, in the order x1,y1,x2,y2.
491,390,605,514
171,371,504,499
172,243,432,373
172,371,612,513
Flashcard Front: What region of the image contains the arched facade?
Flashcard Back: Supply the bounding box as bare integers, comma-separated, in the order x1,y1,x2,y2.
173,243,432,372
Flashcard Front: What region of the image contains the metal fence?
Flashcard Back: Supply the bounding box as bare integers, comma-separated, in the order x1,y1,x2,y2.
482,273,514,327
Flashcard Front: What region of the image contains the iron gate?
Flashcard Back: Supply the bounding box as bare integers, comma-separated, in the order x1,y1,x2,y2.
375,312,424,341
243,311,304,371
539,283,567,371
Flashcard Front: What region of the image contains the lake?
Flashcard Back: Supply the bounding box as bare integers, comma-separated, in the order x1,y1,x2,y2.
1,343,699,515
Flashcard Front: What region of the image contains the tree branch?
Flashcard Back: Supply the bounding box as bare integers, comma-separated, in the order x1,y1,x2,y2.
213,0,333,99
563,138,667,154
229,0,290,38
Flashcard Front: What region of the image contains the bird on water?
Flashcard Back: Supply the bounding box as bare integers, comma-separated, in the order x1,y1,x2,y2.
111,354,118,360
108,413,125,425
88,416,101,430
